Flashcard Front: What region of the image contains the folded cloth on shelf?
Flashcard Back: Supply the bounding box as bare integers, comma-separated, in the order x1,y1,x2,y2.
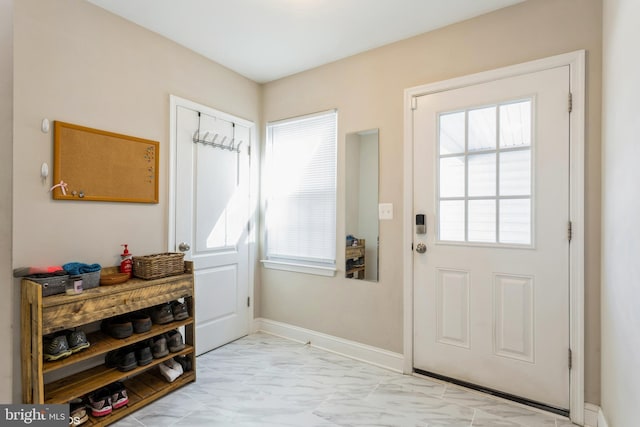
13,266,64,277
63,262,102,275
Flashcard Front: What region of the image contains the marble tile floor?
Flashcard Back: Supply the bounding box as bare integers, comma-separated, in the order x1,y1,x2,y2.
113,333,577,427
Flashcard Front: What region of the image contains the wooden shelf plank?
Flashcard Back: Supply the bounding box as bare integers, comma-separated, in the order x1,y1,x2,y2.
43,318,194,374
45,347,194,403
77,371,195,427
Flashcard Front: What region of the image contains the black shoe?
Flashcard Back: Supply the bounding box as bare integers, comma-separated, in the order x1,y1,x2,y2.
69,397,89,426
150,303,174,325
43,334,72,361
135,343,153,366
105,347,137,372
101,317,133,339
130,312,152,333
67,330,90,353
171,300,189,321
166,330,185,353
175,355,192,372
151,335,169,358
106,382,129,410
88,388,112,417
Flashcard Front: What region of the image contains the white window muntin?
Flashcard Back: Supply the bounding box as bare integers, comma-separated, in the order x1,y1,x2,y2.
436,98,535,247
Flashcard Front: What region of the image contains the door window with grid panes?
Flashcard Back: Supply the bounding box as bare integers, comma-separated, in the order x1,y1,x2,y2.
437,99,533,245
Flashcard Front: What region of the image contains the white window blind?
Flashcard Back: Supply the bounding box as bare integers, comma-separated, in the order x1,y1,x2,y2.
265,110,337,268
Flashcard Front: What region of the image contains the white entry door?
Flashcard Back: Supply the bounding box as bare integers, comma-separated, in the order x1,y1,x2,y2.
412,67,570,409
173,99,252,355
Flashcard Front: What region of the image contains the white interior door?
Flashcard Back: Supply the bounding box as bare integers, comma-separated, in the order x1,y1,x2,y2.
412,66,570,409
174,103,252,355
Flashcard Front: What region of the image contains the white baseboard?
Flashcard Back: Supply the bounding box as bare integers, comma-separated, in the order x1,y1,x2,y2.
583,403,599,427
254,318,404,373
597,407,609,427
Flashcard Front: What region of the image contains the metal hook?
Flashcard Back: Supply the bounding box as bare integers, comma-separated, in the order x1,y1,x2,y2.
193,129,244,153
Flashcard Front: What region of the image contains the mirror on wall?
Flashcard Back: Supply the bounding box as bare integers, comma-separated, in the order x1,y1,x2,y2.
345,129,379,282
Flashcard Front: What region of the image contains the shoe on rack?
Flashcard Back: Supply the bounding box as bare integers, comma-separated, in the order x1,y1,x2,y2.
107,381,129,410
150,335,169,359
150,303,174,325
43,334,72,361
174,355,192,372
134,342,153,366
101,317,133,339
166,330,185,353
105,347,137,372
171,300,189,321
67,330,90,353
165,358,183,375
158,358,183,383
130,312,152,334
69,397,88,426
88,388,112,417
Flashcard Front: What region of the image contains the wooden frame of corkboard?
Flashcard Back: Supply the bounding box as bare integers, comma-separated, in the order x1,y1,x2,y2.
53,121,159,203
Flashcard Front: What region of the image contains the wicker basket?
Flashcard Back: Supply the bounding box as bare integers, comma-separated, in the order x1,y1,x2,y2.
132,253,185,280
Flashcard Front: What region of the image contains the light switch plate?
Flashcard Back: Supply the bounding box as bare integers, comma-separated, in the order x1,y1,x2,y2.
379,203,393,220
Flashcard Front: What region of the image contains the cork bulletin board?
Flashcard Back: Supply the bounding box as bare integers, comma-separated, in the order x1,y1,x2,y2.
53,121,159,203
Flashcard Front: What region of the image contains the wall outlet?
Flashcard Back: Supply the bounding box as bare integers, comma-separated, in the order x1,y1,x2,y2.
379,203,393,220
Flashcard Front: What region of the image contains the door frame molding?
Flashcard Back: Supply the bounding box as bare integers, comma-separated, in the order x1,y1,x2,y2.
168,94,257,336
402,51,585,424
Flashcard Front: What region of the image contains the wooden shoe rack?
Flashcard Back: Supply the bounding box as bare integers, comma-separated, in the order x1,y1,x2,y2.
21,261,196,426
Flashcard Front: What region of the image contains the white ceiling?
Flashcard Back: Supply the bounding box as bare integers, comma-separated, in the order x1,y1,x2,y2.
87,0,525,83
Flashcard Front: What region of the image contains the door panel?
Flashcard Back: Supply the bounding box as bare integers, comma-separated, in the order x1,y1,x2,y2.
176,105,251,355
413,67,570,409
436,268,470,348
493,273,534,362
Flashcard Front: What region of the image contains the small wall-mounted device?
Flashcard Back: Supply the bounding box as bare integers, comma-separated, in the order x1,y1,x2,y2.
416,214,426,235
41,163,49,179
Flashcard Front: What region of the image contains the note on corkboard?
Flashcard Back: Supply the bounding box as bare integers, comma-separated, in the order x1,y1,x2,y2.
53,121,159,203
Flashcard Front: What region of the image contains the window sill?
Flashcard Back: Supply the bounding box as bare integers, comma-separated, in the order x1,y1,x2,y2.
260,260,336,277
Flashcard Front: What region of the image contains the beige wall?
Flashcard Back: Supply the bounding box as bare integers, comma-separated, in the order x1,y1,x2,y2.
7,0,605,407
11,0,260,401
261,0,602,404
0,0,13,404
601,0,640,424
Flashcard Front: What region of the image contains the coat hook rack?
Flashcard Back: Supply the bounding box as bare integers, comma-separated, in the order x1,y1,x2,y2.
191,129,242,153
193,111,244,153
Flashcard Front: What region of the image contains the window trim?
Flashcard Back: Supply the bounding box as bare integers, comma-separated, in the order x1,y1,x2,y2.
260,259,336,276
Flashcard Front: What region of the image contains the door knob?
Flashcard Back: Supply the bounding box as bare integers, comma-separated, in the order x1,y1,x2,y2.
415,243,427,254
178,242,191,252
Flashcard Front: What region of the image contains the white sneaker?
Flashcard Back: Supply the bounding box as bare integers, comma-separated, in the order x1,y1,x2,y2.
165,358,184,376
158,360,182,382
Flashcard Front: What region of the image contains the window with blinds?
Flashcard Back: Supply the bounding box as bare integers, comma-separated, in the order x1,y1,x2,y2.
264,110,337,272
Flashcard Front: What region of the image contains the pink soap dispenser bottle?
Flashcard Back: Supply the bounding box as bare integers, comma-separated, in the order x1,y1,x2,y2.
120,244,133,278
